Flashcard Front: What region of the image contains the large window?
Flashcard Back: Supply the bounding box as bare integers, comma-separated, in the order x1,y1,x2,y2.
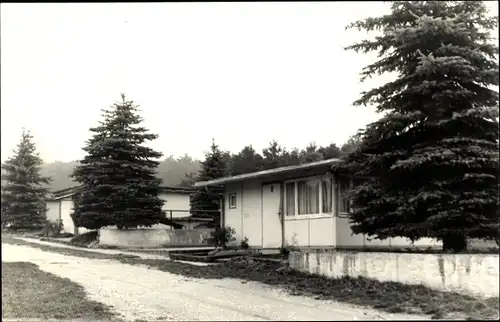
298,179,320,215
285,176,333,217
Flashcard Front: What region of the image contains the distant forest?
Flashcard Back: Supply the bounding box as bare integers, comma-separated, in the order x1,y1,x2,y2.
2,139,359,192
38,154,202,191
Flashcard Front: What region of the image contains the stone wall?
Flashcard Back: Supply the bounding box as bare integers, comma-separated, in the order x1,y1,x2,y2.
289,251,499,298
99,228,215,248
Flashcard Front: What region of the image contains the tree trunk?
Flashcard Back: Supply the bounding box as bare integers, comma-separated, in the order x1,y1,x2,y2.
442,235,467,253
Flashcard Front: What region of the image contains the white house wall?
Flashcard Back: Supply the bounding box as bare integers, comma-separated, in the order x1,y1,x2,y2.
57,198,90,235
261,182,282,248
160,192,191,218
241,181,263,247
55,191,190,235
284,219,309,246
60,198,75,234
336,217,442,249
46,200,60,223
309,217,336,246
285,215,336,247
336,217,365,247
225,183,243,246
390,237,442,248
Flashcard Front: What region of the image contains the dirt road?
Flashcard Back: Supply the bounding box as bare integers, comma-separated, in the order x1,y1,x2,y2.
2,243,429,321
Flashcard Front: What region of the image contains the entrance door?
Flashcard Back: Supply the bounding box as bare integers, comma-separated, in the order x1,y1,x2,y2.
262,183,282,248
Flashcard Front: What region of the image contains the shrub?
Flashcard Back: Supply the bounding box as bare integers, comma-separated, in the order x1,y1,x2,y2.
40,219,63,237
279,233,299,257
70,230,98,247
207,226,236,248
240,237,250,250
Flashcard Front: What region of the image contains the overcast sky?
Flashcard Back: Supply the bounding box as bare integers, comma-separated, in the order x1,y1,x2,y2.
1,2,498,163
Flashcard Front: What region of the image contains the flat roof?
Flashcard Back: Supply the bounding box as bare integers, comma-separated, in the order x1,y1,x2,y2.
195,158,340,187
173,216,214,222
52,185,197,200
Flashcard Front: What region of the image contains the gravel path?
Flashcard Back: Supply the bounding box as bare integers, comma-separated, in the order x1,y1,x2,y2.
2,243,430,321
15,237,213,266
16,237,173,260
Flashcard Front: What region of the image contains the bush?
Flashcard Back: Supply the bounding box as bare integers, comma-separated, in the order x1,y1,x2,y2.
207,226,236,248
240,237,249,250
70,231,98,247
40,220,63,237
279,233,298,257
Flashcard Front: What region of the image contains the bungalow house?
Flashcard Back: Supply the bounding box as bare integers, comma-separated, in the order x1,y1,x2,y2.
46,185,212,234
194,158,441,249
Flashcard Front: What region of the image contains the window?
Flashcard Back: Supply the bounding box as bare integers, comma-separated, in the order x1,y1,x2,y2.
338,179,351,215
285,182,295,216
322,177,333,213
285,175,333,217
229,193,237,209
298,179,320,215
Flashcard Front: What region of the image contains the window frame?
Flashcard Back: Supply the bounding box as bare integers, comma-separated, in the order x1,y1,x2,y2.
337,177,353,218
228,192,237,209
283,175,334,220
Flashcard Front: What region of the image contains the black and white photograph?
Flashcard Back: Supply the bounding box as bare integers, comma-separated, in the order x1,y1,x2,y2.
1,1,499,321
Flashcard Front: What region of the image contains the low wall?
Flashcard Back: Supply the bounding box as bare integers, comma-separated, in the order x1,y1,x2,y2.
289,251,499,298
99,228,215,248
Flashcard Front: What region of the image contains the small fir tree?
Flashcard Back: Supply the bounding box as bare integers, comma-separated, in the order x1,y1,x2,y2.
1,129,51,230
71,94,165,229
190,139,228,225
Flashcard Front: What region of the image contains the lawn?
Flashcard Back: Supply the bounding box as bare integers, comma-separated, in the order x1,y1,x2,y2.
2,234,499,320
1,261,119,321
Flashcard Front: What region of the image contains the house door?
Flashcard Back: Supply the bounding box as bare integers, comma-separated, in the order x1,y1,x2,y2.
262,183,282,248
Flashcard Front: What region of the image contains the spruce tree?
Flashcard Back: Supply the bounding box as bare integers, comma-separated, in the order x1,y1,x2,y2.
341,1,499,252
71,94,165,229
1,129,51,230
190,139,228,225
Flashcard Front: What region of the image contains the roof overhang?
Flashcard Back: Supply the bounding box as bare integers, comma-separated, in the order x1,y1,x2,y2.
173,216,214,222
51,185,198,200
195,158,340,188
161,186,198,194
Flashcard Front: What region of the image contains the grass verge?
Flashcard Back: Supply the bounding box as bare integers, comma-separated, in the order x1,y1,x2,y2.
3,234,498,320
1,261,119,321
